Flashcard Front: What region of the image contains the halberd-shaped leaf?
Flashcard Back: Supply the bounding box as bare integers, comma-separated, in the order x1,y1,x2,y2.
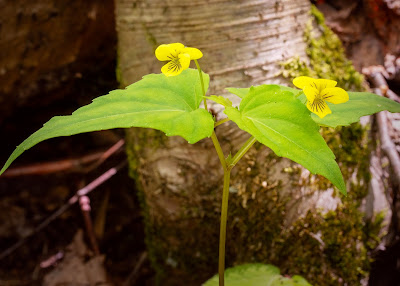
311,91,400,127
224,85,346,194
0,69,214,175
205,95,233,107
227,85,300,99
203,264,312,286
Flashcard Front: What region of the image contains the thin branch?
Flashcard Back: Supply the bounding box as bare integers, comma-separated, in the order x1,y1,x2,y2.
79,196,100,255
122,252,148,286
0,161,127,261
387,89,400,103
376,111,400,187
363,70,400,187
84,139,125,172
2,152,103,177
2,139,125,177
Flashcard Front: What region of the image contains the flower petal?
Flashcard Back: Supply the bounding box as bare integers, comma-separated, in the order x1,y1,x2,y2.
307,98,332,118
179,53,191,70
321,87,349,104
315,78,337,90
168,43,185,52
161,61,183,77
293,76,337,91
303,86,318,102
293,76,316,89
155,43,184,61
155,45,172,61
182,47,203,60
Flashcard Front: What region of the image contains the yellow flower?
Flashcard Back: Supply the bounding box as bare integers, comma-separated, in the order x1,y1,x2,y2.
293,76,349,118
155,43,203,77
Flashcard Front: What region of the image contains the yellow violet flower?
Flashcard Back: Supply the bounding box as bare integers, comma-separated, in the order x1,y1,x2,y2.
293,76,349,118
155,43,203,77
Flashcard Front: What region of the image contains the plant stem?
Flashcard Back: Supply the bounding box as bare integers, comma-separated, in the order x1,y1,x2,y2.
219,169,231,286
194,59,257,286
230,136,257,167
214,118,230,128
211,132,227,171
194,60,226,171
217,137,256,286
194,59,208,111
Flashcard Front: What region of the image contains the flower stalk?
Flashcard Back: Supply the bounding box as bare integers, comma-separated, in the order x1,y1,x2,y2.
195,59,259,286
195,59,208,111
218,169,231,286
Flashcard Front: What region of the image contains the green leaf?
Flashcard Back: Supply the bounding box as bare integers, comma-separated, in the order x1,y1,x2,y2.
226,87,249,99
227,85,301,99
0,69,214,175
277,85,302,95
225,85,346,194
310,92,400,128
205,95,233,107
202,264,312,286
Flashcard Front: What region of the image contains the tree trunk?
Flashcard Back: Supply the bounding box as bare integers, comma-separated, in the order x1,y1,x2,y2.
115,1,381,285
0,0,116,124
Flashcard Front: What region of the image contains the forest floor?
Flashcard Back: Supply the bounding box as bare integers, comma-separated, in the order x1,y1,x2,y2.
0,59,155,285
0,129,155,286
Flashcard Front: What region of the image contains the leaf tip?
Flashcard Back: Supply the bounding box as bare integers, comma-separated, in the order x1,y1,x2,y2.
336,181,347,196
0,158,14,177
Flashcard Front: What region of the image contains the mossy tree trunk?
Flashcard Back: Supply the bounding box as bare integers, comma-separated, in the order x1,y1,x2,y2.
115,1,382,285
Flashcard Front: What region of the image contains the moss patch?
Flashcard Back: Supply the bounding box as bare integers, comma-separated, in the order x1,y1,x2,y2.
125,128,168,284
275,5,383,285
222,122,379,285
281,5,366,91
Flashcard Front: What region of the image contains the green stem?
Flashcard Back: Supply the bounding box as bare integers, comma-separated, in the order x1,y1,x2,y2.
194,58,256,286
216,137,257,286
211,132,227,171
230,136,257,168
214,118,230,128
219,169,231,286
194,59,208,111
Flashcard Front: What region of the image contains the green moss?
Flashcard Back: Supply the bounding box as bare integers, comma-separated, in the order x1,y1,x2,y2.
275,6,383,285
115,47,124,88
125,128,167,284
141,23,159,51
271,125,379,285
281,5,366,91
272,207,369,285
125,128,166,180
221,117,380,285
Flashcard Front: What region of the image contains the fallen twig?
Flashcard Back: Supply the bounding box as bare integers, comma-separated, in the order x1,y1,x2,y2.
2,139,125,177
363,70,400,187
2,152,103,177
0,161,127,261
84,139,125,172
122,252,148,286
387,89,400,103
79,196,100,255
39,251,64,269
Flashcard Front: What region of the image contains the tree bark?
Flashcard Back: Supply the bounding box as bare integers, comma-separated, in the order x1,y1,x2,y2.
116,1,380,285
0,0,116,124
